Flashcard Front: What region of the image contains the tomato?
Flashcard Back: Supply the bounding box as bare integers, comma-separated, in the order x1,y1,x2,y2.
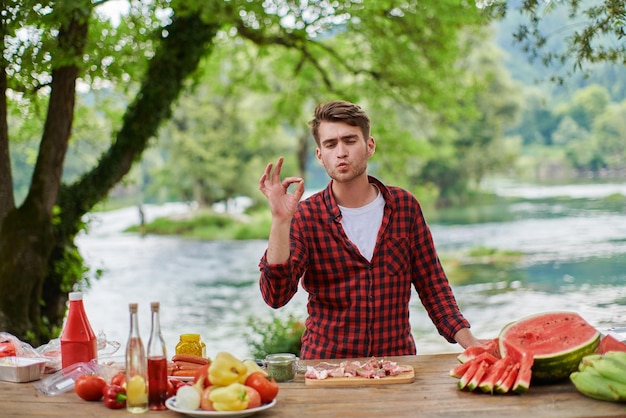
110,372,126,387
194,364,211,389
167,379,175,398
75,374,107,401
245,372,278,404
244,386,261,409
200,386,215,411
167,378,186,397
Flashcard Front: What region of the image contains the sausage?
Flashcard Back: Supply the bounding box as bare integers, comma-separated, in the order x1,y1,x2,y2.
171,354,209,365
173,361,204,370
170,369,196,377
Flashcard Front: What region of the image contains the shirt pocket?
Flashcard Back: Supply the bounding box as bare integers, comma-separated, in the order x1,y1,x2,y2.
384,236,411,279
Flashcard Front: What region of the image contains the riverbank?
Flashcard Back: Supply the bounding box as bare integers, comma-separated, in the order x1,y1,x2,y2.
119,188,626,286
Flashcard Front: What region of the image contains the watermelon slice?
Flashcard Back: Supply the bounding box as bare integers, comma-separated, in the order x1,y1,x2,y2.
467,361,490,391
495,362,520,394
500,339,533,394
457,359,482,390
457,338,500,363
499,311,600,382
450,351,499,378
478,356,513,394
596,334,626,354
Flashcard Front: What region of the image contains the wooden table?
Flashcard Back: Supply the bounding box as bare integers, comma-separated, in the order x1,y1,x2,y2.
2,354,625,417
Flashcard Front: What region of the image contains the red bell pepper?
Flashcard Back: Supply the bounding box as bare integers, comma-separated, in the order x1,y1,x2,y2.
102,384,127,409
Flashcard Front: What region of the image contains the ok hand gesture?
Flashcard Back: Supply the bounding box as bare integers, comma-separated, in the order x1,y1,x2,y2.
258,157,305,222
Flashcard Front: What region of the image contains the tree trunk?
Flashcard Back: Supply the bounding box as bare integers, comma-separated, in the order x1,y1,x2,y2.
0,3,89,345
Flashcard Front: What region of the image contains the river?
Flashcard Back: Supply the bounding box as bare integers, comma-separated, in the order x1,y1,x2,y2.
76,182,626,361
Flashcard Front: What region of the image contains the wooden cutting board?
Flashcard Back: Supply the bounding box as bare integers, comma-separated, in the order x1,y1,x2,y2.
304,365,415,386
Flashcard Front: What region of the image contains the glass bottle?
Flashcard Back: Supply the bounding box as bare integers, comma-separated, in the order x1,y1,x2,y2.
147,301,168,410
125,303,148,414
60,292,97,369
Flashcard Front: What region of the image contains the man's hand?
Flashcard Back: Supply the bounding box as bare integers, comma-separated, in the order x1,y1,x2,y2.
259,157,305,222
454,328,489,349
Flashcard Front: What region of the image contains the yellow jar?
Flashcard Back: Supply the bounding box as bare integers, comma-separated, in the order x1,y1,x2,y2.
175,334,206,357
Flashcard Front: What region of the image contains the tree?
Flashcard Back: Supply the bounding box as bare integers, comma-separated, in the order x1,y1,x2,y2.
0,0,489,345
503,0,626,80
554,84,610,131
0,1,221,344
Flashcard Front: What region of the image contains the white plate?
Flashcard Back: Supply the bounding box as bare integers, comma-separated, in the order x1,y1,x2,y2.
169,375,194,382
165,397,277,417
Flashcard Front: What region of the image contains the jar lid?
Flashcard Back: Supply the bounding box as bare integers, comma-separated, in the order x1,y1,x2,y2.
180,333,201,341
265,353,296,364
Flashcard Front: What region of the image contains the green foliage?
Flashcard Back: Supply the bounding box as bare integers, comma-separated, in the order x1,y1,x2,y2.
505,0,626,81
245,313,305,359
126,209,272,240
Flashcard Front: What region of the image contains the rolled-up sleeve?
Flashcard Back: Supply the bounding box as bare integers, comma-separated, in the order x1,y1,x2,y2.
259,251,300,308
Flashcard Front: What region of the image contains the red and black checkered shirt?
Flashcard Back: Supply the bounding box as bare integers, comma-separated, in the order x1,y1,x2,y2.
259,176,470,360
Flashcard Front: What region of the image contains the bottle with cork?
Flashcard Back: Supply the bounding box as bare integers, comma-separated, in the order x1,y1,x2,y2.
60,292,98,369
125,303,148,414
147,301,168,410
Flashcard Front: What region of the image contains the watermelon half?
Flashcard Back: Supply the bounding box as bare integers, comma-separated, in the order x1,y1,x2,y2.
498,311,600,382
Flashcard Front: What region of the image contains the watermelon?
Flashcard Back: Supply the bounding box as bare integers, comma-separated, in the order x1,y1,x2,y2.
596,334,626,354
499,311,600,382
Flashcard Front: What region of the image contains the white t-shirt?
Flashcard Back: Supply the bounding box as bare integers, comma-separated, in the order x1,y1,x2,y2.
338,187,385,261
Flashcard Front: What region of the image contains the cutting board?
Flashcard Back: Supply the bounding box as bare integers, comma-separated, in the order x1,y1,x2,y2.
304,365,415,386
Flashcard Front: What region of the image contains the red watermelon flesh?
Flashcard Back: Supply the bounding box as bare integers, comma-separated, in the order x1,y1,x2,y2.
596,334,626,354
450,360,473,379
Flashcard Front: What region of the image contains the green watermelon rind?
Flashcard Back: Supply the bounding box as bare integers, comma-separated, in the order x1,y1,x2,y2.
531,335,599,381
498,311,601,382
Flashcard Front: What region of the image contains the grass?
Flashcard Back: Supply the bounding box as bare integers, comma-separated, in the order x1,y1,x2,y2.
125,208,272,240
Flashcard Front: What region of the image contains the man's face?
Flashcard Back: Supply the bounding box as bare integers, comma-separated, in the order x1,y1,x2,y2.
316,121,375,183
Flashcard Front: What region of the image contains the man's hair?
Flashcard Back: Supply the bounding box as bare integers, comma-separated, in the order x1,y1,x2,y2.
309,100,371,146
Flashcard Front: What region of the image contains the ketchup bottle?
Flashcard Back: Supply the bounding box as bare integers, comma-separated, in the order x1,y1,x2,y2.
60,292,98,369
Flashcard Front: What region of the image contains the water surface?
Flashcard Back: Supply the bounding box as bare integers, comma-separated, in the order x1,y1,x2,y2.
77,183,626,359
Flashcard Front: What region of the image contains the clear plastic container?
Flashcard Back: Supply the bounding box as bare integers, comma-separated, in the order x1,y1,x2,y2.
34,361,99,395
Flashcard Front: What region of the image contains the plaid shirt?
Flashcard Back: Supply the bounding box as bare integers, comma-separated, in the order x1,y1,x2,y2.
259,176,470,360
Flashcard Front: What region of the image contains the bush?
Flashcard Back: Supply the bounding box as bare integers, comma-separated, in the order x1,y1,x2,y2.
245,313,304,359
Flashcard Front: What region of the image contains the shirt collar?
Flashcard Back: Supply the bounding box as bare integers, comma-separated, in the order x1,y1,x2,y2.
322,176,389,223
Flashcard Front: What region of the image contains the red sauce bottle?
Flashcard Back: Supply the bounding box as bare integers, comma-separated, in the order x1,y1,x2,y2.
147,301,168,410
60,292,97,369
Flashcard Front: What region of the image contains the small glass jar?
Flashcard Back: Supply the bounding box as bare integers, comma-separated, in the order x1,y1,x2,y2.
265,353,298,382
175,334,205,357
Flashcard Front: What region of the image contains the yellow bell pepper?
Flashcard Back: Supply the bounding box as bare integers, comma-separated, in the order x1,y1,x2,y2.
208,383,249,411
243,359,268,379
209,352,248,386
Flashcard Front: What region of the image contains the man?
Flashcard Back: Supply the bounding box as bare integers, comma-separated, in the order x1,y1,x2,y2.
258,100,482,359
